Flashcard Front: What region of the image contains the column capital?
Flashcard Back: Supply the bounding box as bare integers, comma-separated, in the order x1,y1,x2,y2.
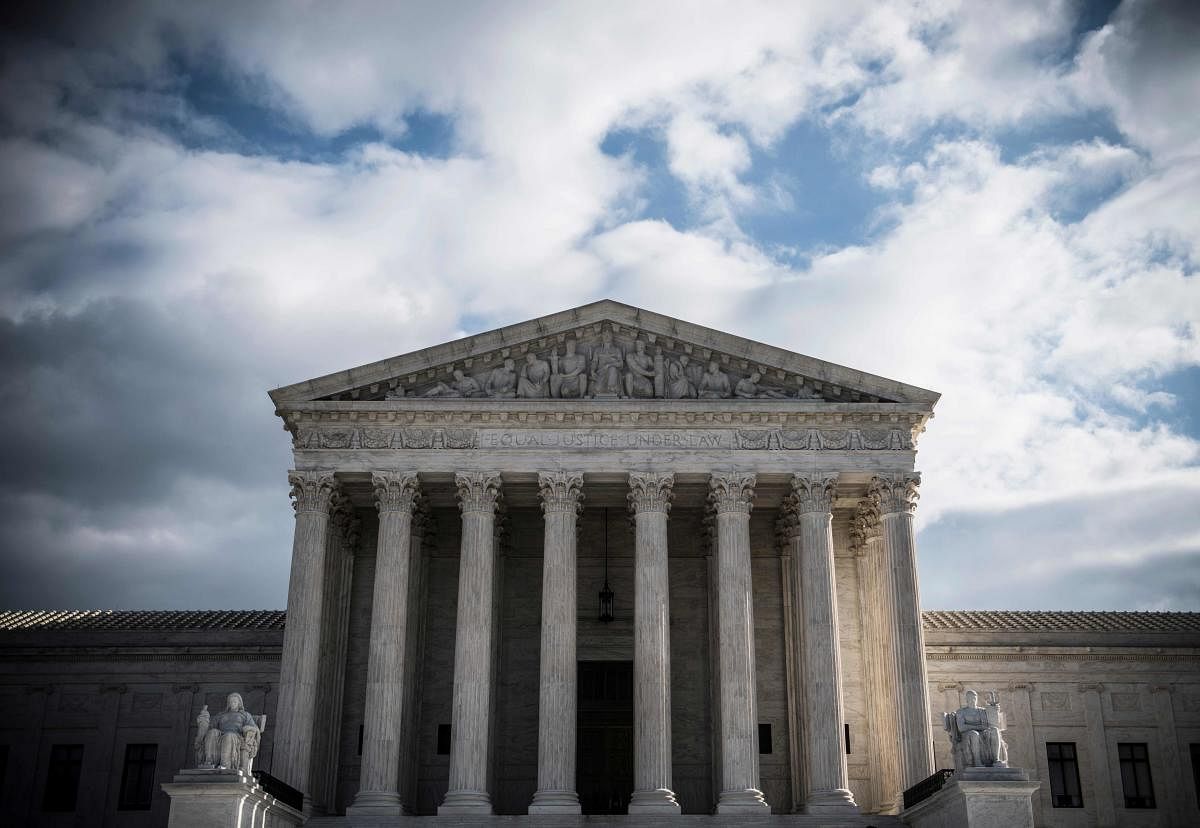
455,472,502,513
538,471,585,514
869,472,921,516
628,471,674,514
775,511,799,545
709,472,756,514
289,471,339,513
788,473,838,516
372,472,421,514
849,499,881,554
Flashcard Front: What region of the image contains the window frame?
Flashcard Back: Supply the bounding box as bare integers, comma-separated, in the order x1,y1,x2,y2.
42,743,85,813
117,743,158,811
1117,742,1156,810
1045,741,1083,808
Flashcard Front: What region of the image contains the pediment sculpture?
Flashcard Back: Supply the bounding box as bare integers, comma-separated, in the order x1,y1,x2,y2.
193,692,266,774
376,327,841,402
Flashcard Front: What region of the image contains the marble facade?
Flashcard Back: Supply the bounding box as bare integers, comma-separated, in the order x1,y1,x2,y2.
263,300,940,820
3,302,1199,827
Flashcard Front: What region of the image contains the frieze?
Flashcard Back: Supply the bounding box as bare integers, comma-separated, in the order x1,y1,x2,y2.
316,323,896,404
292,425,915,451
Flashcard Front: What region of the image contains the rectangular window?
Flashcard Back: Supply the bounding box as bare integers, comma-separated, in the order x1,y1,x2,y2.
758,723,772,755
118,743,157,810
1046,742,1083,808
43,744,84,812
437,724,451,755
845,723,852,755
1118,742,1155,809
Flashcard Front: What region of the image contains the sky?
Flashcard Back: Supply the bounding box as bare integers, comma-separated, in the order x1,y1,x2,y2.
0,0,1197,612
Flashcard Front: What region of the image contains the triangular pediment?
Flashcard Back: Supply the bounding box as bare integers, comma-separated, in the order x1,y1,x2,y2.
268,300,939,407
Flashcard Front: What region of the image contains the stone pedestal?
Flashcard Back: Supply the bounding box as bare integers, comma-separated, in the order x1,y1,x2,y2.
163,769,303,828
901,768,1038,828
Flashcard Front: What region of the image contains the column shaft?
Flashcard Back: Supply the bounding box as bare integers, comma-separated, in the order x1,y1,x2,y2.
854,501,900,813
627,472,680,814
872,474,934,791
351,473,420,815
790,475,855,813
439,472,502,815
530,471,584,814
711,472,770,813
275,471,338,800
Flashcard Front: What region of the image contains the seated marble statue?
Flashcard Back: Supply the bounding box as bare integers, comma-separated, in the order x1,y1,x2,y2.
624,340,657,398
667,356,696,399
484,358,518,398
518,352,551,398
697,360,732,398
734,371,790,399
943,689,1008,770
423,369,483,397
194,692,265,773
590,330,624,396
550,340,587,398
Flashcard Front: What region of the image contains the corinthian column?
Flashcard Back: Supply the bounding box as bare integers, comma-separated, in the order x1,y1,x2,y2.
870,473,934,789
529,471,585,814
350,472,420,815
439,472,502,815
788,474,856,813
275,470,339,800
853,499,900,813
627,472,680,815
710,472,770,814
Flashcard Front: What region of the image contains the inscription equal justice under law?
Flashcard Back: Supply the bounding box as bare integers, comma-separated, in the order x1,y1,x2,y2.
481,429,730,449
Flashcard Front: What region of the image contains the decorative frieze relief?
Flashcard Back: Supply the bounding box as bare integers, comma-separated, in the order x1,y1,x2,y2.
317,324,894,404
291,425,916,452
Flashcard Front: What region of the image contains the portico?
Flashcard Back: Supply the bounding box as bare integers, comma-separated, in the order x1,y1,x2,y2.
266,300,939,821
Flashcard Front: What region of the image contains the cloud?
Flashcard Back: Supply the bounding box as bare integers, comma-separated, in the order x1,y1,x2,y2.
0,0,1197,611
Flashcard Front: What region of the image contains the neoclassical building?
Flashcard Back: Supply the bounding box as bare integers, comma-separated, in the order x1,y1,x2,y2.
1,301,1198,827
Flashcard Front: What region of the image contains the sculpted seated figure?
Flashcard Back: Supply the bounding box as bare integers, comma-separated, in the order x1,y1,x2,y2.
624,340,657,398
590,330,624,396
518,352,551,398
735,371,790,399
485,358,518,398
697,360,732,398
194,692,265,773
423,369,483,398
667,355,696,399
550,340,587,398
944,689,1009,770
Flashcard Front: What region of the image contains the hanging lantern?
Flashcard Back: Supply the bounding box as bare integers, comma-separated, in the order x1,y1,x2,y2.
599,507,615,623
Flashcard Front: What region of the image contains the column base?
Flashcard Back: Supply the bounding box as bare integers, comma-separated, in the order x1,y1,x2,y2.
528,789,581,813
804,786,858,814
438,788,494,815
628,788,681,814
347,789,406,816
717,787,771,813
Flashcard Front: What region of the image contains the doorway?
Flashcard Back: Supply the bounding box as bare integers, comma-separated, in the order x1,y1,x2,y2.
577,660,634,814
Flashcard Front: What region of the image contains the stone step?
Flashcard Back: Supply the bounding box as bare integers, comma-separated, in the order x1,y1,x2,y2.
308,815,904,828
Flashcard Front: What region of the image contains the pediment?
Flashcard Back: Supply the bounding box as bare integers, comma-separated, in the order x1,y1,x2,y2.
268,300,939,407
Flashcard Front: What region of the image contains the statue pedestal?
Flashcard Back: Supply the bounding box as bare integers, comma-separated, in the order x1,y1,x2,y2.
162,769,303,828
901,768,1039,828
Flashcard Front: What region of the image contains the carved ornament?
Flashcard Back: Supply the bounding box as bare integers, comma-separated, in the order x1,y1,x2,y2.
708,472,756,514
537,471,585,515
288,471,339,513
869,473,921,515
372,472,421,514
455,471,503,514
789,473,838,515
628,472,674,515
